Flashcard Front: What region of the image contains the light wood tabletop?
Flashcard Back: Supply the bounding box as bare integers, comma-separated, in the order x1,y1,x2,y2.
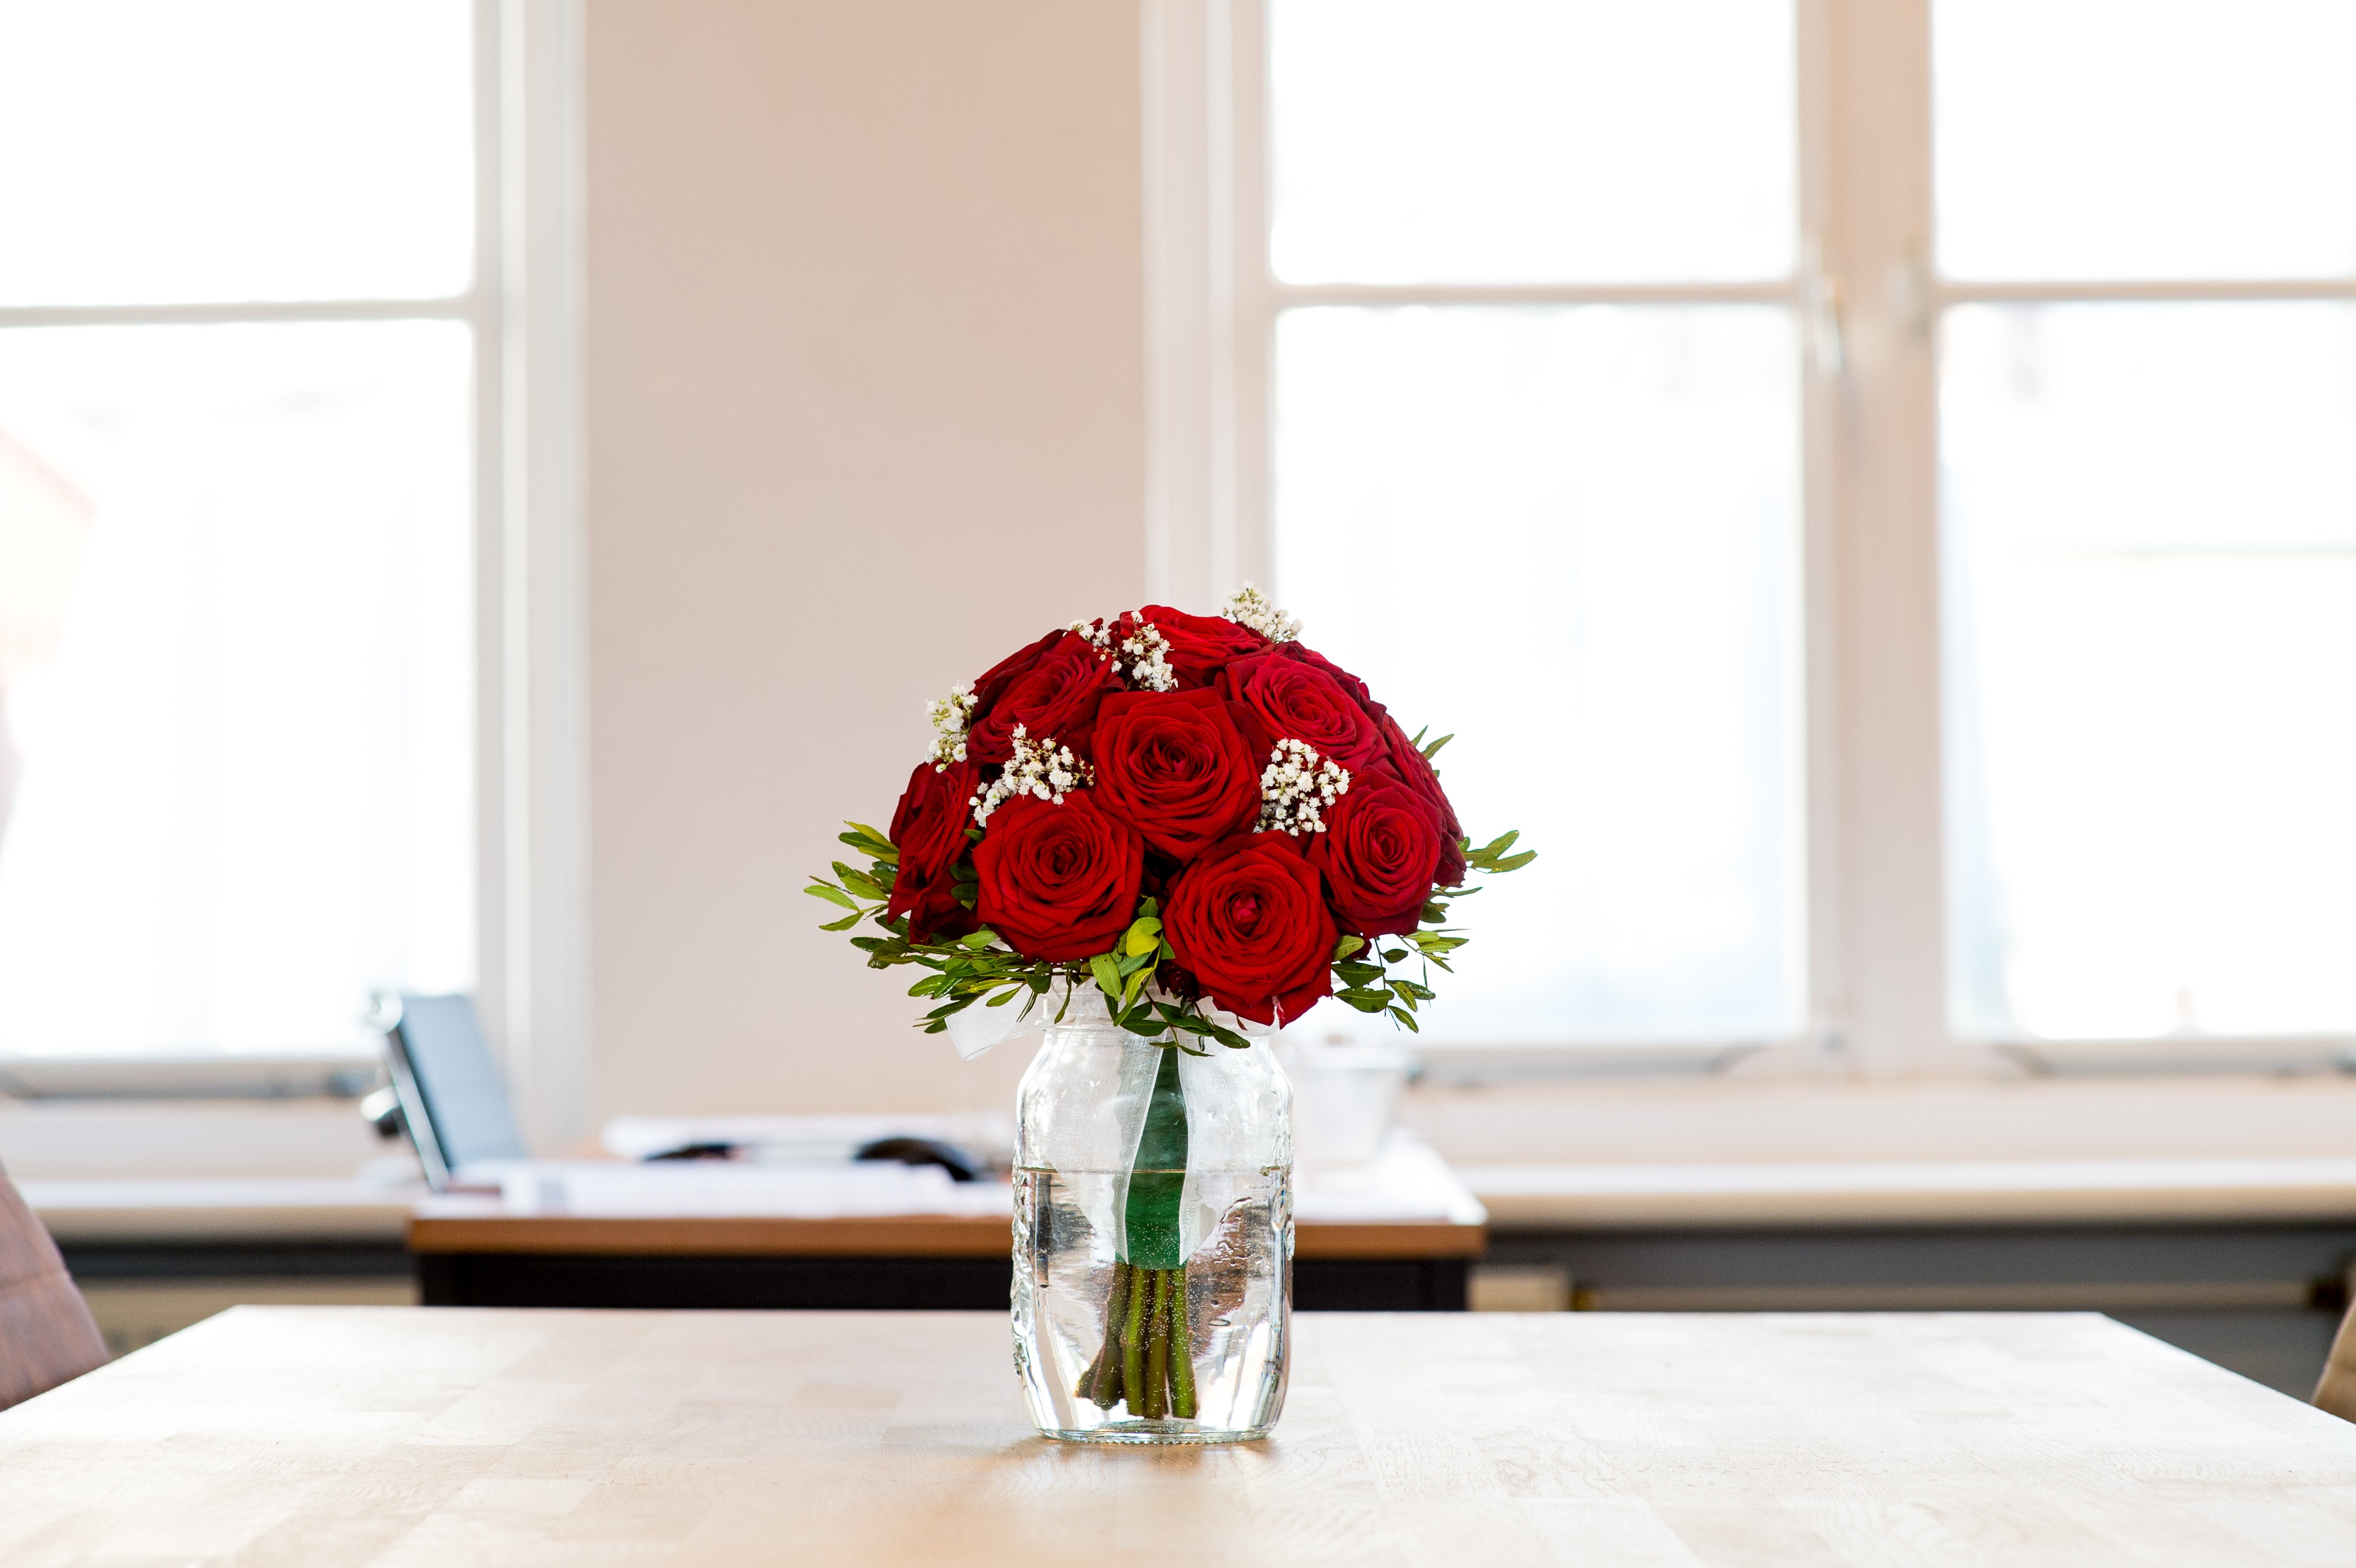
4,1307,2354,1566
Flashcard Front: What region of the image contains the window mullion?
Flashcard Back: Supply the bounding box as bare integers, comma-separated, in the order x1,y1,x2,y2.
1814,0,1974,1078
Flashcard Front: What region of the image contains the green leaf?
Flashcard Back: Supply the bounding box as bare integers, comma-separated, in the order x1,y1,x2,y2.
958,929,998,950
837,869,888,903
1135,895,1160,919
1124,918,1162,957
844,821,894,848
1380,948,1410,964
1388,1005,1421,1034
1332,934,1366,960
1419,733,1454,761
1119,1006,1166,1037
1336,987,1392,1013
804,882,860,912
953,884,978,909
985,985,1022,1007
1334,961,1386,986
1389,978,1434,1003
1491,850,1537,873
1419,902,1449,926
1121,964,1149,1010
1088,953,1122,1000
819,910,864,931
1408,725,1428,748
1482,830,1520,855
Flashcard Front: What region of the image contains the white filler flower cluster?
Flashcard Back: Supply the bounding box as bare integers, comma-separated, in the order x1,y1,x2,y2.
1221,583,1301,644
1071,616,1178,692
1255,738,1349,835
971,725,1095,825
924,684,976,768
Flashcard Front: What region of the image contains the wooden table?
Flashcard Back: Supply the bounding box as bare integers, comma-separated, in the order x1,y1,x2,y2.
6,1306,2355,1565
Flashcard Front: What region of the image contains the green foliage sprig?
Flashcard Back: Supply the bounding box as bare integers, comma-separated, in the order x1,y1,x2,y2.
805,823,1253,1054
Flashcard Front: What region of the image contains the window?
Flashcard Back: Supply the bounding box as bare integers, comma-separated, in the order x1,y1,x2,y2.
1148,0,2356,1071
0,2,583,1086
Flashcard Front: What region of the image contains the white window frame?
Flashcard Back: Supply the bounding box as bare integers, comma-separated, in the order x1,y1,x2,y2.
0,0,591,1144
1145,0,2356,1081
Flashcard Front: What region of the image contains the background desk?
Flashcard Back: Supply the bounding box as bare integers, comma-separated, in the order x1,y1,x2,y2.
5,1305,2354,1565
413,1161,1486,1312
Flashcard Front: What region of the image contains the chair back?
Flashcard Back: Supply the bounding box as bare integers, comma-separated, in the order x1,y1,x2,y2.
0,1164,108,1409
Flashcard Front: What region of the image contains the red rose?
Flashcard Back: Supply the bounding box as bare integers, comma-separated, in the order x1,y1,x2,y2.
1136,604,1270,689
1164,834,1336,1026
1280,641,1372,707
966,632,1122,765
969,628,1064,714
1219,652,1383,772
1375,712,1466,886
885,760,983,942
973,792,1143,961
1090,689,1262,862
1304,773,1444,936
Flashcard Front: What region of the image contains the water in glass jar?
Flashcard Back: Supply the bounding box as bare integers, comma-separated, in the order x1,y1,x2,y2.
1013,1163,1291,1443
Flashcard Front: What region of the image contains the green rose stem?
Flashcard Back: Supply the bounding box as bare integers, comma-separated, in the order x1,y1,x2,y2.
1142,1270,1172,1419
1166,1264,1197,1419
1119,1255,1150,1414
1114,1046,1190,1422
1079,1261,1133,1407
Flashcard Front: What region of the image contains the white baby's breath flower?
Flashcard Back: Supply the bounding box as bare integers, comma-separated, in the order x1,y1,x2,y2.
1118,621,1177,692
1221,583,1301,644
924,683,976,768
970,725,1097,825
1255,738,1349,835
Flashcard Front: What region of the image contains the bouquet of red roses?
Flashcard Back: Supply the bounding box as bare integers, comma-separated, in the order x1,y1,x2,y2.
808,586,1531,1047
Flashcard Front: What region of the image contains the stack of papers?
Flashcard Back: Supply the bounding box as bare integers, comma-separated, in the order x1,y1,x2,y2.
497,1161,1014,1219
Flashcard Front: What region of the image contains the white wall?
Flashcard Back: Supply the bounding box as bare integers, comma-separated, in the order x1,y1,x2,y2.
584,1,1145,1119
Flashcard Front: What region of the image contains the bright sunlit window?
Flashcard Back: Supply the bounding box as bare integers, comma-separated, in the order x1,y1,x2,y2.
1936,0,2356,1043
1248,0,2356,1060
0,1,480,1057
1268,0,1804,1046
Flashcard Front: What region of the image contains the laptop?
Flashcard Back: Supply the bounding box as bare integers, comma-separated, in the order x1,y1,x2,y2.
381,993,528,1190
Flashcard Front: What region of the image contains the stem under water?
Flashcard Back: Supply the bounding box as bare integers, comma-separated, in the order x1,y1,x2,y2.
1166,1263,1197,1419
1120,1253,1149,1410
1079,1260,1132,1407
1142,1269,1171,1419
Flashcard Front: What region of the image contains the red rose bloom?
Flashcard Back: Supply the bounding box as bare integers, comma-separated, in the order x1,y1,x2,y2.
1280,641,1372,707
1219,652,1383,772
968,628,1064,715
973,792,1143,961
1136,604,1270,689
1090,689,1262,862
966,632,1122,765
1375,712,1466,886
885,760,983,942
1305,773,1445,936
1164,834,1337,1025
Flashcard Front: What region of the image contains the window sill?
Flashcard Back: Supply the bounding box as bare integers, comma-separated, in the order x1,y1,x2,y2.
1404,1073,2356,1229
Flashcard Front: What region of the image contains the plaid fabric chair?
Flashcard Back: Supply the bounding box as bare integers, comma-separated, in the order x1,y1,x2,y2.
0,1163,107,1409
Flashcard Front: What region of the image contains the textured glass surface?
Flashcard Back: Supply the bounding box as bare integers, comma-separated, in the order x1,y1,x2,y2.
1274,306,1804,1044
1270,0,1796,284
0,323,475,1054
1936,1,2356,281
1943,303,2356,1039
0,0,475,304
1014,996,1292,1443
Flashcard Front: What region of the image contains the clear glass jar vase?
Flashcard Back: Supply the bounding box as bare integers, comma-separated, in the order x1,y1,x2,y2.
1012,989,1292,1443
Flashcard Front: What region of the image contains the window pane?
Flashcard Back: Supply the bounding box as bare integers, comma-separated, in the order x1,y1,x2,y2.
1943,303,2356,1040
1270,0,1796,285
1936,1,2356,281
0,322,475,1054
0,1,475,305
1275,307,1803,1043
